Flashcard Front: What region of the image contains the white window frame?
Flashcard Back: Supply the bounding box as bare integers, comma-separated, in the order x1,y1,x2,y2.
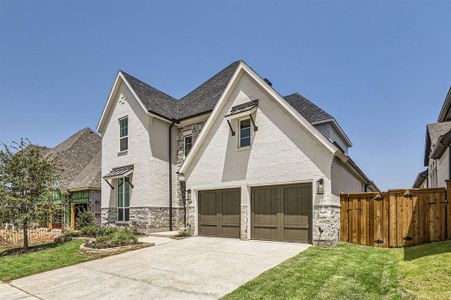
119,116,128,152
238,117,252,149
184,135,193,158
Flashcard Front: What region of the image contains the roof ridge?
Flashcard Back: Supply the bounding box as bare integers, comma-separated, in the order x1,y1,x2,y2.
120,70,177,102
52,127,97,151
178,60,241,102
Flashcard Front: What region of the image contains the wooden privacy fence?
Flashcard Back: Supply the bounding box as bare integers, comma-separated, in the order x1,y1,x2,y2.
340,182,451,247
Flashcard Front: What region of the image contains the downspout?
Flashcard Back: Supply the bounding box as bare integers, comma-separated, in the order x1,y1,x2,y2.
168,120,176,231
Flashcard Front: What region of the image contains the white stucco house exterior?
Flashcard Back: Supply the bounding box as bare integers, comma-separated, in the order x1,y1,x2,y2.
97,60,377,244
414,87,451,189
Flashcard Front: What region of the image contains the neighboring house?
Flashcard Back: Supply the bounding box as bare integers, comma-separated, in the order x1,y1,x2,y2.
40,128,102,229
97,60,377,244
415,87,451,188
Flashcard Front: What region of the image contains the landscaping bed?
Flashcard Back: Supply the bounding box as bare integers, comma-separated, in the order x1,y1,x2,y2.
223,241,451,300
0,225,151,281
0,239,91,281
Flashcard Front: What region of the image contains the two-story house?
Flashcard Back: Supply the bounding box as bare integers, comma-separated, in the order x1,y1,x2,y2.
414,87,451,188
97,60,377,244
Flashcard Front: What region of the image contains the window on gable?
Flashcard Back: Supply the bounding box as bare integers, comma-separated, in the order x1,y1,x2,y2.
119,117,128,152
239,118,251,148
184,135,193,157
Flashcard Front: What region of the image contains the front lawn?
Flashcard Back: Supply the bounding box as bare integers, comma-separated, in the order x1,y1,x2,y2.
0,240,92,281
223,241,451,300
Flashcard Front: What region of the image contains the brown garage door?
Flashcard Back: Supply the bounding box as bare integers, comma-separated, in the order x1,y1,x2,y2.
252,183,312,243
198,189,240,238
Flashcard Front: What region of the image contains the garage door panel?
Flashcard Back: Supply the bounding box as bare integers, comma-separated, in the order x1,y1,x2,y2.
253,188,278,227
253,227,278,240
198,189,240,239
284,228,310,242
283,186,311,229
220,225,240,238
252,183,312,243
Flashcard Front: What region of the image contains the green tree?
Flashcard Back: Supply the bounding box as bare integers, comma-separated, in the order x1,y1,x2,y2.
0,139,61,249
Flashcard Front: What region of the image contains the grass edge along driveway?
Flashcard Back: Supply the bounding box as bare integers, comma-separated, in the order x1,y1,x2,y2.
0,240,92,281
223,241,451,300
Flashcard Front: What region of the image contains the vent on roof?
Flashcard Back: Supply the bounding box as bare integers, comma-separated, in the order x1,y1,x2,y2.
264,78,272,86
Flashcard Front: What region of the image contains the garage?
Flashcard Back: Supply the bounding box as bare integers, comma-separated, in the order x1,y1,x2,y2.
198,188,241,238
251,183,312,243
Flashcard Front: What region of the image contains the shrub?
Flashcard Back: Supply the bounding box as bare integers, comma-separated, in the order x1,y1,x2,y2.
177,230,190,238
80,225,116,237
54,235,72,243
62,230,80,237
76,210,95,229
85,228,138,249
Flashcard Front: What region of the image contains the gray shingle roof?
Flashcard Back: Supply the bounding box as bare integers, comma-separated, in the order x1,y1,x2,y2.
121,71,178,120
120,61,335,125
67,151,101,190
45,128,101,190
426,122,451,146
283,93,333,123
424,121,451,166
176,61,241,120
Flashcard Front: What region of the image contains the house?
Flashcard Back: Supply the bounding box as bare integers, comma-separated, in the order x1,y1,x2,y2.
415,87,451,188
40,128,101,229
97,60,377,244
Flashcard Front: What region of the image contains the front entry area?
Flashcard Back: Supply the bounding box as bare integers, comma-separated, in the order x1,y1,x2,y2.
252,183,312,243
198,189,241,238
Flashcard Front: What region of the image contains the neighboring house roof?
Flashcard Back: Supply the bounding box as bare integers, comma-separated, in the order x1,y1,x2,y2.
413,169,428,188
67,151,101,191
437,86,451,122
42,128,101,191
424,122,451,166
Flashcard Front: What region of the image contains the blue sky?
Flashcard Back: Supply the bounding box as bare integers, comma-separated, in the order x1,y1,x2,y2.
1,1,450,190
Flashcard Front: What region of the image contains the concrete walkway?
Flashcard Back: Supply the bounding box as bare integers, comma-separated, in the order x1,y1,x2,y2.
4,237,309,299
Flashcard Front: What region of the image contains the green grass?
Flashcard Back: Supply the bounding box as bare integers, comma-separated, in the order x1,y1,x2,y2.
0,240,92,281
223,241,451,300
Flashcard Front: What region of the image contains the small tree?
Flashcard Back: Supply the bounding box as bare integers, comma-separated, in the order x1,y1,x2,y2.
0,139,60,249
76,209,95,229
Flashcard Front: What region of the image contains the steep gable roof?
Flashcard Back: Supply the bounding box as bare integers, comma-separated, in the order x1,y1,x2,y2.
67,151,101,191
283,93,333,123
179,61,345,175
109,61,343,126
176,61,241,120
121,71,178,120
46,128,101,189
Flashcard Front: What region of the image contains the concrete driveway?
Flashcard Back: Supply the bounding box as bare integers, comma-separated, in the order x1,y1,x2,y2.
4,236,309,299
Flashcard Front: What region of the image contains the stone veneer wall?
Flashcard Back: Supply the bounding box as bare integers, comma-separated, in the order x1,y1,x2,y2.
312,205,340,245
175,120,205,231
101,207,184,233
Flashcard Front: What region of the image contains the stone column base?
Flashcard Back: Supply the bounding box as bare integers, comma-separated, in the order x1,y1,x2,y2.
313,204,340,245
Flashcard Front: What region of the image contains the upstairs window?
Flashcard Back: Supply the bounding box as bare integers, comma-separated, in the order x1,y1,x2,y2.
239,118,251,148
119,117,128,152
184,135,193,157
